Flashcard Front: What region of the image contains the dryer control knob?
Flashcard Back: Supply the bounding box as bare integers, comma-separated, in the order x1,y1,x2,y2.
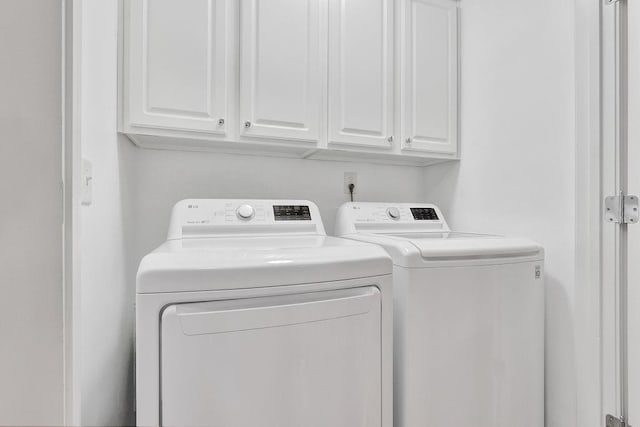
387,207,401,220
236,204,255,220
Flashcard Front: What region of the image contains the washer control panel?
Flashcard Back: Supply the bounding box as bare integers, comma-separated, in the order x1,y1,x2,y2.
335,202,449,235
167,199,324,239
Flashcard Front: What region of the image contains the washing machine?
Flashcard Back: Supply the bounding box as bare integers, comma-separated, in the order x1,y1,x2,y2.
335,202,544,427
136,199,392,427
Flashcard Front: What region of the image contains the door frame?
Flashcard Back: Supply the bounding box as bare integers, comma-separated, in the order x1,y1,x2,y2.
59,0,625,425
600,0,630,424
63,0,82,424
575,0,629,426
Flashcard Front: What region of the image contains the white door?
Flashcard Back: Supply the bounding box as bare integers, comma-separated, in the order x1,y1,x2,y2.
239,0,326,143
399,0,458,154
125,0,231,135
327,0,394,150
627,0,640,423
160,287,382,427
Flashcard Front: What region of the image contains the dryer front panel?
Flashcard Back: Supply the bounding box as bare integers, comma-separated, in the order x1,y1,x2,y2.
159,287,382,427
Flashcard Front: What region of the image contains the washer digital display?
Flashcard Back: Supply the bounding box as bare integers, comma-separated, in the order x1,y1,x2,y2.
410,208,439,221
273,205,312,221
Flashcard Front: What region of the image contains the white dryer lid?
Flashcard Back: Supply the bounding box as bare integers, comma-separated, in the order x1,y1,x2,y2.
138,199,391,294
137,235,392,294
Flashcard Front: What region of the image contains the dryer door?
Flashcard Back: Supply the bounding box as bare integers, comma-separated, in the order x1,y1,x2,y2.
160,286,382,427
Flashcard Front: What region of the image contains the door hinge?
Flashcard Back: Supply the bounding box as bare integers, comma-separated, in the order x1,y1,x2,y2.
605,194,639,224
607,415,632,427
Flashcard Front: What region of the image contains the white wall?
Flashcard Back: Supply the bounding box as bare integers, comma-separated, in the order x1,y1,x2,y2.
422,1,577,426
80,0,137,424
0,0,65,424
79,1,425,425
133,150,425,257
81,1,582,426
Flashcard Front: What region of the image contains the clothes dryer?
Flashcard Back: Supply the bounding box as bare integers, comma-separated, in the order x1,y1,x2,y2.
137,200,393,427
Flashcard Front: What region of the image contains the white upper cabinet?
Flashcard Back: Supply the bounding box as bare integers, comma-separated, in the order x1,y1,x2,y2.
123,0,232,137
327,0,394,150
399,0,458,154
121,0,460,164
239,0,327,144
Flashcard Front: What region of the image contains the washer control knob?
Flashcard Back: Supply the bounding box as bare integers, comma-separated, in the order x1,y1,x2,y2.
387,207,401,220
236,204,255,220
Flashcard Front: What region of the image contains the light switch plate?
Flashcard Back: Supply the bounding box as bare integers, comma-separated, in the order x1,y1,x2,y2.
81,158,93,206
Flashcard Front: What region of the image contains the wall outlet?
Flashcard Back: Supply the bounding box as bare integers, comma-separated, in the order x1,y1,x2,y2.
344,172,358,195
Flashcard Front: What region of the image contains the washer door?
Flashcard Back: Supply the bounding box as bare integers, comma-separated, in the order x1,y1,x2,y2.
160,286,382,427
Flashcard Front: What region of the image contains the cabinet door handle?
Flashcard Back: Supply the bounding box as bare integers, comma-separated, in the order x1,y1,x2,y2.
405,138,412,145
218,118,225,126
244,121,252,128
387,136,394,143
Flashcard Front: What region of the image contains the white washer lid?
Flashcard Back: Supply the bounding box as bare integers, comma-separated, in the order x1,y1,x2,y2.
340,232,543,268
137,235,392,294
387,232,543,260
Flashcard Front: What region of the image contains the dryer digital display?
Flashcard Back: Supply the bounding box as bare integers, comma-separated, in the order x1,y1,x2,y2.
410,208,439,221
273,205,312,221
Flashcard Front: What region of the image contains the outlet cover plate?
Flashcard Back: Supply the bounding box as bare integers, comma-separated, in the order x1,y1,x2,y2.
344,172,358,194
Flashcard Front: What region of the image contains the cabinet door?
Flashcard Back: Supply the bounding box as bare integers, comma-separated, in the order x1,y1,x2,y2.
328,0,394,150
125,0,230,135
400,0,458,154
239,0,326,143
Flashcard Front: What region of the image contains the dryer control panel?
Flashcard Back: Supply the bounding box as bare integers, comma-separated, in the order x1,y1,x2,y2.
334,202,450,235
273,205,312,221
167,199,326,240
410,207,440,221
